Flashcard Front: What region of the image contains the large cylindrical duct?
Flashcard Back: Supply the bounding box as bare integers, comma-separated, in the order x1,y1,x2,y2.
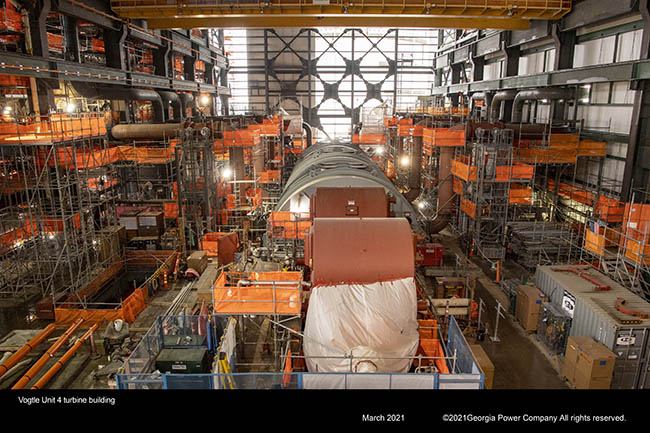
109,123,182,141
71,83,166,123
511,88,573,123
470,92,494,120
178,93,196,118
428,146,454,234
404,133,423,202
157,91,183,122
489,90,518,123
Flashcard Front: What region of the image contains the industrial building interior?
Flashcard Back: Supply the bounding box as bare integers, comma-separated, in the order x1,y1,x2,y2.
1,0,650,402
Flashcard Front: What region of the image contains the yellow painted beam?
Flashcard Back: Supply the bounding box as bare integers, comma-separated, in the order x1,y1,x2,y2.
143,15,531,30
110,0,571,20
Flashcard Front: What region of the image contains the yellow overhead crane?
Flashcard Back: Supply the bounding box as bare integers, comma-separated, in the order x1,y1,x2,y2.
109,0,572,29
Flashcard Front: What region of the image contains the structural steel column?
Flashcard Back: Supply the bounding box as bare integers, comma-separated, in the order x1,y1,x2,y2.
622,0,650,200
28,0,50,57
104,24,127,71
63,15,80,62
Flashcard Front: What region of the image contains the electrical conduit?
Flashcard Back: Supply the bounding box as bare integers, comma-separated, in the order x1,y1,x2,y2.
30,324,98,390
0,323,57,379
11,318,84,389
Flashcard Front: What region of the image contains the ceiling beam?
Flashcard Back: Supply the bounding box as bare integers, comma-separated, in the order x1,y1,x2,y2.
143,15,532,30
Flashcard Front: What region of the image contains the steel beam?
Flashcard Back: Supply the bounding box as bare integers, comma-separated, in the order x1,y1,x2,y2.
142,16,531,30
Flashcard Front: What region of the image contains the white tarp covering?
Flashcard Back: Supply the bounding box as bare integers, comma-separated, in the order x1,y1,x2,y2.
303,277,419,373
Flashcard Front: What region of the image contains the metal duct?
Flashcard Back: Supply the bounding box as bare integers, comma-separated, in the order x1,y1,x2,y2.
470,92,494,120
428,146,454,234
157,90,183,122
404,132,423,202
178,93,196,118
302,122,313,148
109,123,182,140
275,142,420,230
489,90,518,123
71,82,165,122
511,88,573,123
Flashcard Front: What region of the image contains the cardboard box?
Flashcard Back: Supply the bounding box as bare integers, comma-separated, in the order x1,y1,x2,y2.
515,285,548,331
187,250,208,274
470,344,494,389
563,336,616,389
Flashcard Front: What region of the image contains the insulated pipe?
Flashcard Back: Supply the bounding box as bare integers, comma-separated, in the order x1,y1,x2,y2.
71,83,166,122
428,146,454,234
511,88,573,123
157,90,183,122
31,324,98,390
0,324,57,379
470,92,494,120
404,133,423,202
489,90,518,122
109,123,183,141
302,122,313,148
11,318,84,389
178,93,196,118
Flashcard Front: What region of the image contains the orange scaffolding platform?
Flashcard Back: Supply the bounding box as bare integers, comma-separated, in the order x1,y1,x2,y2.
267,212,311,240
213,271,303,315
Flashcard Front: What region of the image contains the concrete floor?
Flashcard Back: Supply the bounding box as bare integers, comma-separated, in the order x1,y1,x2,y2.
436,230,569,390
1,232,573,390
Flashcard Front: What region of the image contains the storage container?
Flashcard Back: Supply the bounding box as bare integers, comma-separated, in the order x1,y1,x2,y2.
535,265,650,389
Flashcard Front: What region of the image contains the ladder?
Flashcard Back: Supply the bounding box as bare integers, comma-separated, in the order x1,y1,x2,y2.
218,351,236,390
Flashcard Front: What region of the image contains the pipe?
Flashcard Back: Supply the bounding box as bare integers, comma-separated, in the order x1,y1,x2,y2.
428,146,454,234
157,90,183,123
71,82,165,122
302,122,313,148
31,324,98,390
109,123,183,140
11,318,84,389
489,90,518,123
470,92,494,120
404,132,423,202
178,93,196,118
0,324,57,379
511,88,573,123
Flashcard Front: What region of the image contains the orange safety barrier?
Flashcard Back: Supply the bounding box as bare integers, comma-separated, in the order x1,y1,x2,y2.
218,129,262,146
423,127,465,147
43,213,81,233
257,170,281,184
460,197,476,219
413,331,450,374
0,75,29,87
595,196,625,223
624,238,650,265
0,114,107,144
267,212,311,240
352,133,386,144
0,218,38,253
57,261,125,309
213,271,303,315
516,147,577,164
578,140,607,157
283,349,293,388
451,156,477,182
547,179,593,206
509,183,532,204
452,177,463,196
47,32,63,53
164,201,180,218
0,7,22,32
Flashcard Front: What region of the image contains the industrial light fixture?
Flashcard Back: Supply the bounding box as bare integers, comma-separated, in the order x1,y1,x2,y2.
48,234,55,240
222,168,233,179
375,146,384,155
400,155,410,167
3,106,11,113
418,201,426,209
66,102,76,113
201,95,211,105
